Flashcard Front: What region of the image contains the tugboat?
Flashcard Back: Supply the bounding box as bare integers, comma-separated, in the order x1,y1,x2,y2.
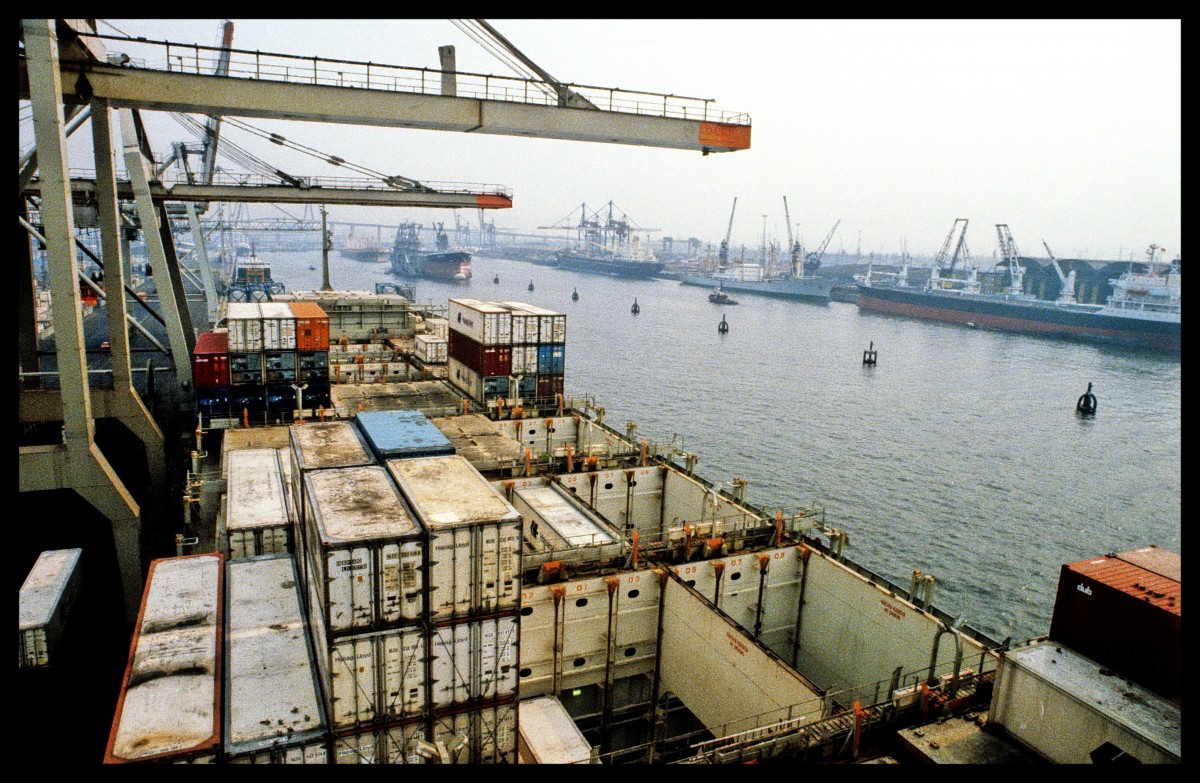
708,285,738,305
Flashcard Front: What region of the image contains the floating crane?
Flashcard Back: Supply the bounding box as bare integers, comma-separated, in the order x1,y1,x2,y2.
1042,240,1077,304
804,219,840,276
994,224,1026,296
718,197,737,267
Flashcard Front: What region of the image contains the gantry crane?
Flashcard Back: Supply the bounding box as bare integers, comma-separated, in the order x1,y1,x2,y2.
994,224,1026,296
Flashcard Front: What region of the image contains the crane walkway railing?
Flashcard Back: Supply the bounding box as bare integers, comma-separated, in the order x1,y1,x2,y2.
72,32,752,127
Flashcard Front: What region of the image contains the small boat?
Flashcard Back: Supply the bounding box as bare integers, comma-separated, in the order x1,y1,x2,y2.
708,286,738,305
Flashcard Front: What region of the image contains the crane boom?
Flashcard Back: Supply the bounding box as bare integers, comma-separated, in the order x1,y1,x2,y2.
783,196,801,274
1042,239,1077,304
719,197,737,266
804,219,839,275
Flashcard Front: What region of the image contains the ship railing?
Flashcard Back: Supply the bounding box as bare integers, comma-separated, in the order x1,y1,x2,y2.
76,32,751,127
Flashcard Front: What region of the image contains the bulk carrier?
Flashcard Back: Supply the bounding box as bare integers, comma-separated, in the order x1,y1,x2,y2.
17,20,1178,767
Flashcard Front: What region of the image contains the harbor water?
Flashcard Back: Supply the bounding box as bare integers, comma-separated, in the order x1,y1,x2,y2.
259,248,1181,643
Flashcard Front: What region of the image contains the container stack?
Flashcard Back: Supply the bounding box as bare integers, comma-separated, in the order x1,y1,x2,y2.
220,448,295,559
445,299,566,410
411,316,449,379
196,302,331,421
328,338,407,385
385,454,524,764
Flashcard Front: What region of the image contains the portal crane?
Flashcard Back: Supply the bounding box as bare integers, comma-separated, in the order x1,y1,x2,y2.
994,224,1025,296
1042,240,1077,304
804,219,840,276
719,197,737,267
783,196,801,275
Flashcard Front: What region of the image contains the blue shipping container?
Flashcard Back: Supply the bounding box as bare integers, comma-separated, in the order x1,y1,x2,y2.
537,343,565,375
355,409,456,460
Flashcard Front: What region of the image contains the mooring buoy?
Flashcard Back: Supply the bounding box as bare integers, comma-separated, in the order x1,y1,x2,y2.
528,280,535,291
572,287,579,301
493,275,499,284
631,298,640,315
1076,382,1097,415
863,341,877,366
718,313,729,334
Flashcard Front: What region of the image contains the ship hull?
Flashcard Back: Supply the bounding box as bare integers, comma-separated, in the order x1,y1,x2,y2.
391,250,471,281
341,248,389,263
856,285,1180,351
555,252,664,279
679,274,833,303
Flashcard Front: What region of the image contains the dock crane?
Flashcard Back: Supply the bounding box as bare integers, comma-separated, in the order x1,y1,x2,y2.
1042,240,1077,304
928,218,974,290
994,224,1026,296
783,196,802,276
718,197,737,267
804,219,840,276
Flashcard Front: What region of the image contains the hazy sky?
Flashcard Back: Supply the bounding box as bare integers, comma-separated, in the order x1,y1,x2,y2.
23,18,1181,263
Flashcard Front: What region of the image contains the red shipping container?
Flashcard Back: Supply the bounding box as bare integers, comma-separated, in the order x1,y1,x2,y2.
535,374,564,403
447,329,511,377
289,301,331,351
1048,554,1180,705
192,331,230,389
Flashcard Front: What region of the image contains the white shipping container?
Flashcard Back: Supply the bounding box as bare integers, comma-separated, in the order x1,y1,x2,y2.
506,309,535,344
431,701,518,764
509,345,539,377
306,581,427,731
224,555,328,763
447,357,483,402
448,298,511,346
226,302,264,352
105,554,223,764
18,548,83,668
502,302,566,344
226,449,293,559
518,696,595,764
414,334,448,364
511,483,622,558
424,316,449,340
302,466,425,633
385,455,522,620
429,615,520,708
259,302,298,351
332,721,427,764
288,420,374,514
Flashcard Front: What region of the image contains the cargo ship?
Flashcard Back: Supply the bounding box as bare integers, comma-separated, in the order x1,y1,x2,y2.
856,246,1181,351
680,266,833,302
390,222,471,282
341,234,391,264
547,201,664,279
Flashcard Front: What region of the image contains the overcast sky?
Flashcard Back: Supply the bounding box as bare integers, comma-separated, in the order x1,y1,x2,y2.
23,18,1181,263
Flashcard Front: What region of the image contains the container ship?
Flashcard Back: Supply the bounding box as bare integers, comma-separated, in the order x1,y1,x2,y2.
390,222,471,282
19,289,1181,766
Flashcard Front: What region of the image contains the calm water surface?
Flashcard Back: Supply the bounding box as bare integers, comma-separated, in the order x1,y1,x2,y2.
269,248,1182,643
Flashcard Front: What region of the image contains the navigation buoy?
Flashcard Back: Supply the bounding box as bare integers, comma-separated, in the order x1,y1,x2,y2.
718,314,729,334
494,275,499,284
631,298,640,315
572,287,579,301
863,341,877,366
1076,382,1097,416
528,280,535,291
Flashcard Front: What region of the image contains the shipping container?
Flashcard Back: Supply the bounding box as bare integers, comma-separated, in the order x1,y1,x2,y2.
226,302,264,352
297,350,330,370
298,366,332,384
289,419,374,490
536,343,565,375
501,302,566,344
447,358,510,404
385,455,521,620
260,302,298,351
302,465,426,634
448,298,512,346
514,375,536,401
447,329,512,377
414,334,448,364
429,615,520,708
536,374,564,403
422,316,449,340
1113,545,1181,582
1048,554,1180,704
105,554,223,764
306,597,427,730
509,345,538,377
356,409,455,461
230,387,265,416
289,301,331,351
503,306,536,345
332,719,427,764
225,449,293,559
517,696,595,764
196,386,233,420
509,483,621,557
430,699,518,764
224,555,328,763
229,352,263,385
18,548,83,668
192,331,231,388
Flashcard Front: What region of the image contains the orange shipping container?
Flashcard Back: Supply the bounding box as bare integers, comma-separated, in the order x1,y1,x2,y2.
289,301,331,351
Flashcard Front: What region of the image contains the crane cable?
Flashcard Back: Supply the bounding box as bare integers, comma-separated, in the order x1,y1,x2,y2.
449,19,559,103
